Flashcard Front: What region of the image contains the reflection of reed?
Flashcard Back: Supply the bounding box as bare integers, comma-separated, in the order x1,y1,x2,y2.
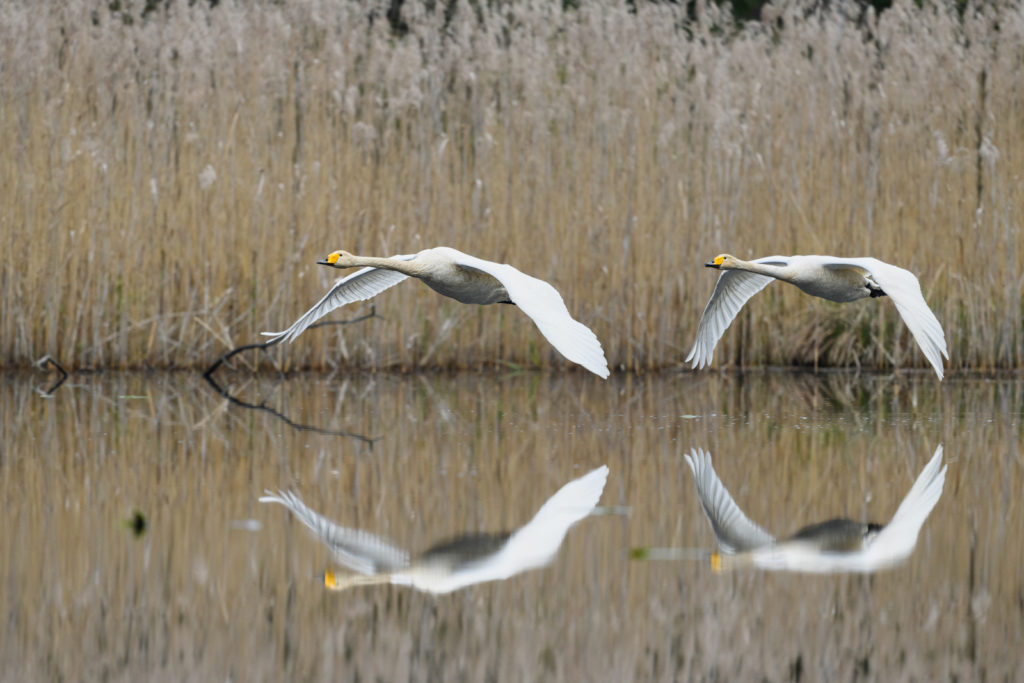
260,465,608,594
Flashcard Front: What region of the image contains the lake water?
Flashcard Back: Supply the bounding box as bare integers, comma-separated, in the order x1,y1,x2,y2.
1,369,1021,680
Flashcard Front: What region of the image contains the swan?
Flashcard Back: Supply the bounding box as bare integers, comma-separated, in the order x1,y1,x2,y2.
259,465,609,594
686,254,949,379
683,446,946,573
262,247,609,378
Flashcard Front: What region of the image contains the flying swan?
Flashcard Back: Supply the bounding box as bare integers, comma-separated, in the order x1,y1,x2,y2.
683,446,946,573
262,247,609,378
686,254,948,379
259,465,609,593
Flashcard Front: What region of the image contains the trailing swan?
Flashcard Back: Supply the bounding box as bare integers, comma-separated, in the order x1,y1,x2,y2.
263,247,609,378
687,254,948,379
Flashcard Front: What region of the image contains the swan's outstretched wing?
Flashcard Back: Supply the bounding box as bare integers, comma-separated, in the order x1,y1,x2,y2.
684,449,775,553
859,445,946,570
825,257,948,379
260,490,410,574
686,257,788,369
445,250,610,378
440,465,609,589
261,254,417,344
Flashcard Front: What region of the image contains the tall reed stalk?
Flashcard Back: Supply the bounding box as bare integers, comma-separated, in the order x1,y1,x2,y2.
1,0,1021,371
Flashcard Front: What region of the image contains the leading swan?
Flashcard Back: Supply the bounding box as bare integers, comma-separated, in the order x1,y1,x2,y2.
263,247,609,378
686,254,948,379
684,446,946,573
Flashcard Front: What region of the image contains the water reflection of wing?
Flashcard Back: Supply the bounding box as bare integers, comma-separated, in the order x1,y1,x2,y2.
259,490,409,574
858,445,946,570
412,465,610,592
684,449,775,553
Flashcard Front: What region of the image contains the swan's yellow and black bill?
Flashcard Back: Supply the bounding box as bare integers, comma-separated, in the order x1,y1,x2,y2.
705,256,725,269
323,570,339,589
317,251,342,266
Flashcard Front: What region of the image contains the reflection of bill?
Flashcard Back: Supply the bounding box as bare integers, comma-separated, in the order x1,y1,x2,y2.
685,446,946,573
261,465,608,593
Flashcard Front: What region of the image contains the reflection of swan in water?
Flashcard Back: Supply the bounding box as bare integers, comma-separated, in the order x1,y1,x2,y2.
685,446,946,573
262,247,610,378
260,465,609,593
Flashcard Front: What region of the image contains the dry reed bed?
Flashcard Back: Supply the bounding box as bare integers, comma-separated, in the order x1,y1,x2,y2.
1,1,1021,371
0,372,1020,679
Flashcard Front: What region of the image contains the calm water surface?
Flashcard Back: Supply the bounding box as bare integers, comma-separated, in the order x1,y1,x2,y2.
1,370,1021,681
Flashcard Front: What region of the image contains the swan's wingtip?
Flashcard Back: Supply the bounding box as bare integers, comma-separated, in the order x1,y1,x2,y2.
260,330,293,345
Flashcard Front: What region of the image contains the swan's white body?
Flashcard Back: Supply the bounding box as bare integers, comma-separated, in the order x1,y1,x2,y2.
263,247,609,378
259,465,609,594
684,446,946,573
687,254,948,379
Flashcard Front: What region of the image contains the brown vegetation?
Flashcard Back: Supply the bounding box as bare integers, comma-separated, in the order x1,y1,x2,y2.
1,0,1021,371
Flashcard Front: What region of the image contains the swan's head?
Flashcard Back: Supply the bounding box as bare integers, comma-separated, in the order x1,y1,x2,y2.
323,570,348,591
705,254,737,270
317,250,355,268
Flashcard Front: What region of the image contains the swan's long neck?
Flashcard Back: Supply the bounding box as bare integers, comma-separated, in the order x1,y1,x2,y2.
711,551,756,572
727,258,791,281
345,255,426,277
325,571,393,591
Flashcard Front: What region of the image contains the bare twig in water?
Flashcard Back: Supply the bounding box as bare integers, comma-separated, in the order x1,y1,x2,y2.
202,306,379,378
202,371,378,446
34,355,69,396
